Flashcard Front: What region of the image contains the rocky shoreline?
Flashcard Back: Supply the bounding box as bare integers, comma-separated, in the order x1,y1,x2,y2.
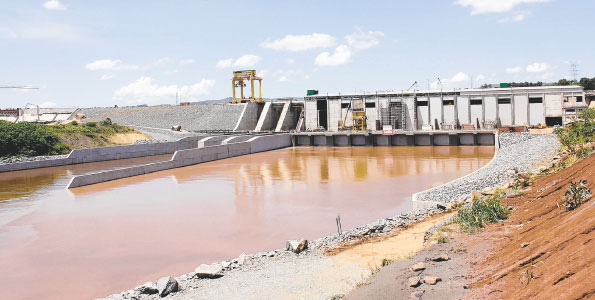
0,154,69,165
99,133,560,300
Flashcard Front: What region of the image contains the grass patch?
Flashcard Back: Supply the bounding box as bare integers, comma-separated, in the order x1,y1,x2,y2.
455,190,510,232
437,235,449,243
381,258,394,267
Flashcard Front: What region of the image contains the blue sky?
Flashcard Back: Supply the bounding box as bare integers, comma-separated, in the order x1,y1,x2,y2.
0,0,592,108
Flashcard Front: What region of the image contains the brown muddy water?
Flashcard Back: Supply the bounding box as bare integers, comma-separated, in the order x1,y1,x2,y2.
0,146,493,300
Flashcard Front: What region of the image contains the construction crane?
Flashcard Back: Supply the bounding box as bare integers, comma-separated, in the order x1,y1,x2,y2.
405,81,417,92
0,85,39,90
231,70,263,103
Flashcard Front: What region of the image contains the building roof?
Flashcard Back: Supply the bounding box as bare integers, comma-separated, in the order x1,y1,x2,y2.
305,85,584,99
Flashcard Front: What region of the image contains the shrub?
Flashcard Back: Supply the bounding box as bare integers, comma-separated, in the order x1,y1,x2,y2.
99,118,112,126
456,191,510,232
0,121,69,157
85,122,98,128
560,180,592,211
555,108,595,153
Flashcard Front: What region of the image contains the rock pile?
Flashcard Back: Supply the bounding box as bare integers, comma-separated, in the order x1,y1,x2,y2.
79,104,245,132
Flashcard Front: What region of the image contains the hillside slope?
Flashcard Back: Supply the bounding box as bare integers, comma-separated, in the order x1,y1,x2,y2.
467,153,595,299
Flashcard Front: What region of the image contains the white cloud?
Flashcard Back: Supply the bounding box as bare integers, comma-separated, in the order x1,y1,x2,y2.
451,72,470,82
261,33,336,51
43,0,67,10
86,59,139,71
432,72,471,88
216,58,233,69
216,54,261,69
345,30,384,49
526,62,549,72
0,23,77,40
152,57,172,67
498,11,531,23
455,0,549,15
475,74,486,82
506,66,522,73
541,72,555,80
100,74,115,80
314,45,351,66
285,58,295,65
179,59,196,65
271,69,310,82
113,77,216,104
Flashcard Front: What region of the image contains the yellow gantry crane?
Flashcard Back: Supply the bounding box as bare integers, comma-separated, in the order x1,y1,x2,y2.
231,70,263,103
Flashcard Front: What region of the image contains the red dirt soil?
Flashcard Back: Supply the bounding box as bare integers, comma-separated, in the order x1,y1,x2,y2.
465,153,595,299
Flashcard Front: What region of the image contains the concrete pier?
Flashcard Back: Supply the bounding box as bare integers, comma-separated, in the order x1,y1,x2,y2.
291,130,495,146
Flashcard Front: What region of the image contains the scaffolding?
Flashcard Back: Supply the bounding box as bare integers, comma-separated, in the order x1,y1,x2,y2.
231,70,263,103
381,101,406,129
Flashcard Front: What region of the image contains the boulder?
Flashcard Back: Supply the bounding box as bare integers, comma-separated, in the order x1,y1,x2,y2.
407,276,421,287
410,262,425,272
134,281,158,295
156,276,178,297
286,239,308,254
423,276,442,285
221,261,231,269
238,253,252,266
431,254,450,262
195,263,224,279
410,290,425,300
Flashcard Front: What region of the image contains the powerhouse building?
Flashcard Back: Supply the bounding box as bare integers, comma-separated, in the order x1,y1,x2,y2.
303,86,588,132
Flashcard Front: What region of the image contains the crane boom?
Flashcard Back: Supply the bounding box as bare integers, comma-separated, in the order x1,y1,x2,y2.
405,81,417,92
0,85,39,89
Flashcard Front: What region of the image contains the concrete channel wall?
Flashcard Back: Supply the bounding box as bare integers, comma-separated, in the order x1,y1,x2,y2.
67,134,292,189
0,136,206,173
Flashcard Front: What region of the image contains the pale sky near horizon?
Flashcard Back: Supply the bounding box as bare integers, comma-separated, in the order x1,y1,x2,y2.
0,0,592,108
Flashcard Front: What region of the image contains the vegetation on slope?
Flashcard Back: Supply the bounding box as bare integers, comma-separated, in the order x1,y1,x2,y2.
0,119,138,158
0,120,68,157
456,190,510,232
554,108,595,164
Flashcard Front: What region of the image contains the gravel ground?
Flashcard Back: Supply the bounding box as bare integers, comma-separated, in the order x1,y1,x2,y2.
79,105,245,132
344,237,472,300
99,133,561,300
0,154,69,165
414,133,560,204
128,125,206,143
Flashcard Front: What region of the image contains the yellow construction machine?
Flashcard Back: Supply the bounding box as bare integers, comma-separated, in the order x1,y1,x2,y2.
231,70,263,103
338,98,367,131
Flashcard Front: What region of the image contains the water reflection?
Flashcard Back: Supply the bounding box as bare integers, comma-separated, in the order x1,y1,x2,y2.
0,146,493,300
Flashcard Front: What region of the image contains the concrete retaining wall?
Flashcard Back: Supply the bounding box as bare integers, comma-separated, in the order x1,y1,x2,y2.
0,136,204,173
67,134,292,188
